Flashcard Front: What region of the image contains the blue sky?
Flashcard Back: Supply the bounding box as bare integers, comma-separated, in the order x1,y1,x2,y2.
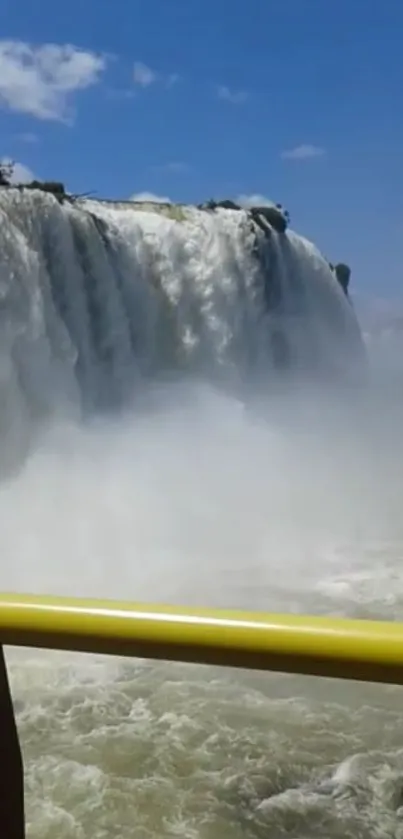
1,0,402,299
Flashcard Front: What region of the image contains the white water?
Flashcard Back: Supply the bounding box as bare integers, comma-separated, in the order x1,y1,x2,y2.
0,189,401,838
0,190,363,425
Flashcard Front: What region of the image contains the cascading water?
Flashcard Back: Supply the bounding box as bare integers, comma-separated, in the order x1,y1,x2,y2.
0,189,364,441
1,187,402,839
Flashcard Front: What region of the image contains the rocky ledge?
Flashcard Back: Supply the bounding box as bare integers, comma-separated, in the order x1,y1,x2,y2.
0,168,351,296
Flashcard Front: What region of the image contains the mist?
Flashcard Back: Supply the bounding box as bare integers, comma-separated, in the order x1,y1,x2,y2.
4,324,403,839
2,366,403,623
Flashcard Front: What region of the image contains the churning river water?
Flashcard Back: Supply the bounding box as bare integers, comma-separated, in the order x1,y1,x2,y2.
3,380,403,839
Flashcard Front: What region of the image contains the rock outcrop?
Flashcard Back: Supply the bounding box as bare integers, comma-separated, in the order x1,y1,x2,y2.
23,180,67,200
198,198,289,234
334,262,351,295
0,166,68,202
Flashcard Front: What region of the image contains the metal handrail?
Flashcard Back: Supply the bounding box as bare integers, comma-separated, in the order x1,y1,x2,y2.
1,593,403,684
2,592,403,838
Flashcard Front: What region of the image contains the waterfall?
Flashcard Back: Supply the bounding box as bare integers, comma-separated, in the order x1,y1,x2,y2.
0,187,365,467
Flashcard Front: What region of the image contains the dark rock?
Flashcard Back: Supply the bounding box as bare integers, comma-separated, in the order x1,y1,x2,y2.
0,166,69,200
197,199,216,210
250,205,288,234
197,198,289,233
24,180,66,199
334,262,351,294
90,212,109,242
249,211,273,237
275,203,291,224
214,199,242,211
198,199,242,212
0,163,12,186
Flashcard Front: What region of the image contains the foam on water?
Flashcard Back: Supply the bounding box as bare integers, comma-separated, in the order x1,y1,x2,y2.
0,188,401,837
2,383,402,839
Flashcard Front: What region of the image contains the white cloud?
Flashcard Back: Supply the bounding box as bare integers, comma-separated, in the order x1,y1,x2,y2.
12,161,34,182
0,40,106,122
15,132,39,143
1,158,34,183
217,85,247,105
130,191,171,203
281,144,325,160
236,194,276,208
132,63,180,91
12,161,35,182
133,61,157,87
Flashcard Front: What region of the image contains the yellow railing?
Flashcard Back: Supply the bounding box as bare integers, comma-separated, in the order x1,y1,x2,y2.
2,593,403,684
2,592,403,837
